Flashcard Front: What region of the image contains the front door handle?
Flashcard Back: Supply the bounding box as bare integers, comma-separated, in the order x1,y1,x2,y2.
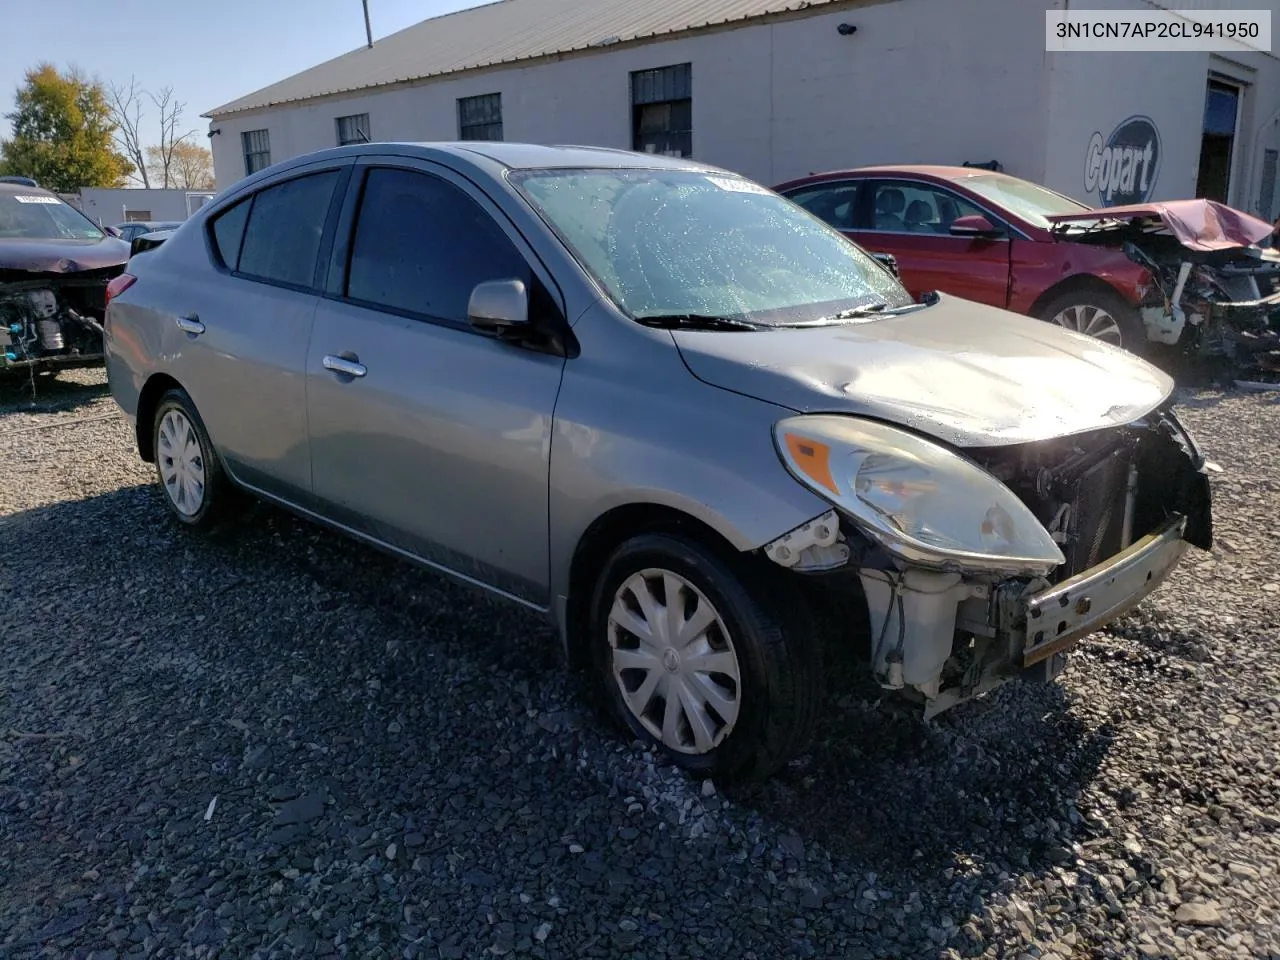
176,315,205,335
322,354,367,378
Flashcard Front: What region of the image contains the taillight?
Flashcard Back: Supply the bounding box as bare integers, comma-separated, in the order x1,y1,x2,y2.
105,273,136,306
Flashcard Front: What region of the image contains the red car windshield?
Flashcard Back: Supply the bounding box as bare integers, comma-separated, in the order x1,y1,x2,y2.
959,174,1092,230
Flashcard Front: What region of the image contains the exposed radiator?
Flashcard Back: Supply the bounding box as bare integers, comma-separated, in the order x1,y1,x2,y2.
1063,449,1131,577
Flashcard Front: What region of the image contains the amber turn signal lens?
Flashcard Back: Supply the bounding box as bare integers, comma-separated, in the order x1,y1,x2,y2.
782,432,838,495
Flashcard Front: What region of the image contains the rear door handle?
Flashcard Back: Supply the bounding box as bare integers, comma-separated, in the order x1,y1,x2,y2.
322,354,367,378
176,314,205,335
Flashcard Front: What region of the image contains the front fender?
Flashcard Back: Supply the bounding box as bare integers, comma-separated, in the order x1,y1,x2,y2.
547,317,831,608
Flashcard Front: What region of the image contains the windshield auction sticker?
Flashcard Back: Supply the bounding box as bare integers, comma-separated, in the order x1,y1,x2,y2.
13,195,61,204
1046,9,1270,52
706,176,771,195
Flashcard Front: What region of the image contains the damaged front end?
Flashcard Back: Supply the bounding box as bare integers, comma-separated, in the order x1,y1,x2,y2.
767,407,1212,717
1124,238,1280,373
1049,200,1280,374
0,268,118,372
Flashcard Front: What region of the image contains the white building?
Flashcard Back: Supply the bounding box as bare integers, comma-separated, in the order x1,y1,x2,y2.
75,188,217,226
204,0,1280,219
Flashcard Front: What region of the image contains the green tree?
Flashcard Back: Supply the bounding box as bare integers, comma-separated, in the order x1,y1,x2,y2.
0,63,133,192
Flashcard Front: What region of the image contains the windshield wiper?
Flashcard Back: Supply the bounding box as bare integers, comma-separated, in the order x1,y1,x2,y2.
796,301,930,327
830,303,889,319
634,313,763,331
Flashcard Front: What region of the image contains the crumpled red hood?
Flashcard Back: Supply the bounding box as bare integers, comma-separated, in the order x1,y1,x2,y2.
1046,199,1275,252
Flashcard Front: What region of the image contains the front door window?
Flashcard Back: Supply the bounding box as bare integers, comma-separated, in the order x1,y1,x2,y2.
869,182,988,235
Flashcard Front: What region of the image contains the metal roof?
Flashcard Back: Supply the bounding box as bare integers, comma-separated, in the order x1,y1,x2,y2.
205,0,851,118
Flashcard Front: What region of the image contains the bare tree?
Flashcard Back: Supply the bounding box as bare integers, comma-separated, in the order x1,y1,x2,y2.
146,141,214,190
149,86,198,189
106,76,150,188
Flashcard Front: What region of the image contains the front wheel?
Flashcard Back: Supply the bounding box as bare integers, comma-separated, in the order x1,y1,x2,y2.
588,533,822,782
1038,288,1147,354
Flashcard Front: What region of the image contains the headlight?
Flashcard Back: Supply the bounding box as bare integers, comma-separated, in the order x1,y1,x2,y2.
773,415,1065,575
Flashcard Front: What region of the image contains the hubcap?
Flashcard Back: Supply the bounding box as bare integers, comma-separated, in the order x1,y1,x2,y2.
157,409,206,517
1051,304,1124,346
607,569,741,755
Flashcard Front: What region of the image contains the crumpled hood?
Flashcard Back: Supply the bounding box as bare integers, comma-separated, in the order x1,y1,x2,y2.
1046,199,1274,252
0,236,131,275
672,294,1174,448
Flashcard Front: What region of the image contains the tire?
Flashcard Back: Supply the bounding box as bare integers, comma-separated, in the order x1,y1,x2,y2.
151,387,231,529
588,532,822,782
1037,287,1147,355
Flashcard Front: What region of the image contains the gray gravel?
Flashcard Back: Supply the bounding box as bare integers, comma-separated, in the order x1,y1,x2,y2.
2,368,1278,960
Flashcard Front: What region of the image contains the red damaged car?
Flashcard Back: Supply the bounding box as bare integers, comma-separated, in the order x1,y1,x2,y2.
775,165,1280,370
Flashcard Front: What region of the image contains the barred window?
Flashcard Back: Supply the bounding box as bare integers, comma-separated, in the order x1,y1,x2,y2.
631,63,691,158
242,129,271,175
458,93,503,141
336,113,371,146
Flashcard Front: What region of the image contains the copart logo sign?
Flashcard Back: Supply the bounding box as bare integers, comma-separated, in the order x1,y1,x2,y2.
1084,115,1161,207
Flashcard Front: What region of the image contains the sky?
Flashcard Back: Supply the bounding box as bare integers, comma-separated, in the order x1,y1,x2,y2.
0,0,486,143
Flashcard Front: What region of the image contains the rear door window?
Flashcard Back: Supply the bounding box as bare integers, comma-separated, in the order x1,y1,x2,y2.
236,171,340,288
345,166,531,325
782,181,862,231
210,198,251,269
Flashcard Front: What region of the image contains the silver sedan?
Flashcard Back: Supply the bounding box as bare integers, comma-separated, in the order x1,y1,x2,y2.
104,142,1212,781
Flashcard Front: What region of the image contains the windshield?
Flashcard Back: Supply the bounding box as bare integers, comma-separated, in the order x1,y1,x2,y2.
0,191,105,241
510,168,913,326
960,174,1092,229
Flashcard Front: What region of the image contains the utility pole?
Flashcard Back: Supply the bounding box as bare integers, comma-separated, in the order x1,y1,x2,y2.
363,0,373,47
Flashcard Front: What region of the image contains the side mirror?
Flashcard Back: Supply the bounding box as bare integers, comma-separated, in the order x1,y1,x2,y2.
105,225,123,238
468,279,530,339
870,251,901,280
949,214,1000,238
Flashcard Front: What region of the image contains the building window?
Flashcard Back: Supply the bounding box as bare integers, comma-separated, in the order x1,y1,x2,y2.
631,63,692,158
458,94,503,141
336,113,371,146
1196,78,1241,204
1259,148,1278,223
242,129,271,175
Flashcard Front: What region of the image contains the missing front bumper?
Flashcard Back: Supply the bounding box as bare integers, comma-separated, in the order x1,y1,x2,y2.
1210,284,1280,325
862,514,1193,719
1021,515,1188,666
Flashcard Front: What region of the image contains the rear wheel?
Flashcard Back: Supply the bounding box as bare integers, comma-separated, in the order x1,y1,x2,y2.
589,532,821,782
152,388,231,529
1038,288,1147,354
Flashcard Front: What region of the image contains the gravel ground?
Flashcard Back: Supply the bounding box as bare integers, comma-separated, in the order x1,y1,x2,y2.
2,368,1278,960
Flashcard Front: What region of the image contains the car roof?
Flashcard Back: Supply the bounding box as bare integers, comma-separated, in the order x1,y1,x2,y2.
262,141,724,179
782,165,1009,185
0,180,60,198
447,141,710,171
213,141,745,216
847,165,994,179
